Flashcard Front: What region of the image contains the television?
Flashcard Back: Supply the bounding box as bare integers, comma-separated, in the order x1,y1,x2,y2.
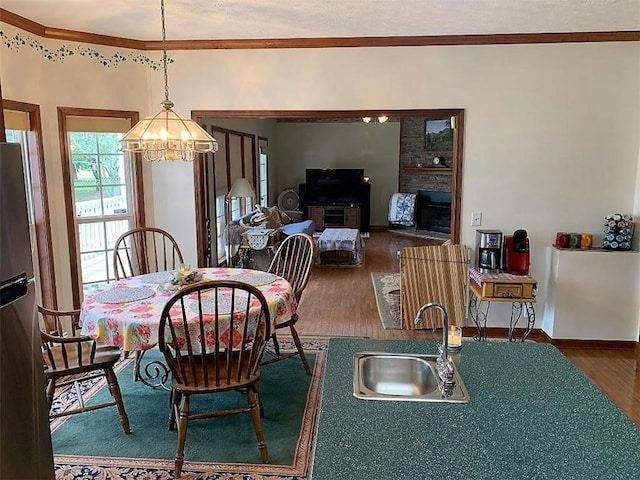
305,168,365,205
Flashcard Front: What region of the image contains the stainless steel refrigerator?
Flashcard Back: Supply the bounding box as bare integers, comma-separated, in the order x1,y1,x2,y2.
0,143,54,479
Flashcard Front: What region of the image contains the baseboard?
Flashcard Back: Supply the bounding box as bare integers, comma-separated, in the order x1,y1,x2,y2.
537,330,637,351
461,327,637,350
462,326,544,342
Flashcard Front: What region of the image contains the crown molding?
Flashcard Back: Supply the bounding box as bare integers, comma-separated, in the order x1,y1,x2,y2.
1,8,639,50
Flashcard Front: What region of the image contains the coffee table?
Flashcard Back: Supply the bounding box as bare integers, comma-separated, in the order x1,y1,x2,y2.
316,228,362,265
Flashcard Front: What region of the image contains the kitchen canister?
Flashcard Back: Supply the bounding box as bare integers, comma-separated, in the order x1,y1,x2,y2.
603,214,633,251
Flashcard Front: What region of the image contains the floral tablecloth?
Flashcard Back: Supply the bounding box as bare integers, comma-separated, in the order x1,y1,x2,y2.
80,268,296,352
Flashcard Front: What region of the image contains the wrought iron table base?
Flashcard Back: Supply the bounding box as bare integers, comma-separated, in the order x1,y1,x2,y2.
130,349,171,391
469,295,536,342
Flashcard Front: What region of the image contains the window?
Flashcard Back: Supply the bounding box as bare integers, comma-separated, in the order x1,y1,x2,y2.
58,108,144,307
259,149,268,206
69,131,134,295
5,130,34,222
215,195,226,265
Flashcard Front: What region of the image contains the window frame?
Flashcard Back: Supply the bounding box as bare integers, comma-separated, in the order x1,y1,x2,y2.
3,100,57,309
58,107,144,308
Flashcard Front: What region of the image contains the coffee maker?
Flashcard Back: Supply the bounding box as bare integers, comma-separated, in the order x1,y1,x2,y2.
503,229,530,275
476,229,503,273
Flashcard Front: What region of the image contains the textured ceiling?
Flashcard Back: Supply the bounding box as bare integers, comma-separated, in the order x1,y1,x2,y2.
1,0,639,41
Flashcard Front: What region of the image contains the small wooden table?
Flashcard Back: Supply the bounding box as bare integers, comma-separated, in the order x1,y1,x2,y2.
468,268,537,342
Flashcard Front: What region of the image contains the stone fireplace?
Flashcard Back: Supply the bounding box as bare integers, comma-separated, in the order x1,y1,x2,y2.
397,117,454,235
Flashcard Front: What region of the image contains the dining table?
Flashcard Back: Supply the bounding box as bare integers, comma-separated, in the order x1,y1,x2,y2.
79,267,297,388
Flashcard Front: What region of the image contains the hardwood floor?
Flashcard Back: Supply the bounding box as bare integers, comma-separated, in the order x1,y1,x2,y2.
296,231,640,426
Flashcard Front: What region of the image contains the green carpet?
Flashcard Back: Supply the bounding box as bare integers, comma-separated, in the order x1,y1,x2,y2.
52,338,326,479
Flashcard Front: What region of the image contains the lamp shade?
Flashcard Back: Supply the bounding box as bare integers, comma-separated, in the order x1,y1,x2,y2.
228,178,256,198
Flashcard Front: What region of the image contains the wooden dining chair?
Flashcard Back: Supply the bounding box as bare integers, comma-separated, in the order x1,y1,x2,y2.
37,306,131,434
112,226,184,380
113,226,184,280
158,280,271,478
262,233,314,375
37,305,121,355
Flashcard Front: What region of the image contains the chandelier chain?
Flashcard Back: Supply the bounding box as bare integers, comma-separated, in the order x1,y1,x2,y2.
161,0,169,102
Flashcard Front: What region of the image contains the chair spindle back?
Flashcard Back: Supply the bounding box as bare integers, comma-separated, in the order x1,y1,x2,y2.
158,280,271,390
113,227,184,280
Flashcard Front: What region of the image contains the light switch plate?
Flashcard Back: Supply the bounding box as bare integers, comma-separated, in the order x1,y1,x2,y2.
471,212,482,226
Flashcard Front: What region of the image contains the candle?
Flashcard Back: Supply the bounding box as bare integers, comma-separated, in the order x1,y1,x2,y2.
448,325,462,349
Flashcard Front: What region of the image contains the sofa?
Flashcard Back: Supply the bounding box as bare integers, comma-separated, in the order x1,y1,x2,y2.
225,206,315,249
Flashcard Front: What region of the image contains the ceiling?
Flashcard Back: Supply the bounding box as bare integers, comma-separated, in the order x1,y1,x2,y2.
2,0,639,42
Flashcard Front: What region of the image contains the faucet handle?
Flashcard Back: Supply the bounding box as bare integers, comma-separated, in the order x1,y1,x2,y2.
439,358,456,396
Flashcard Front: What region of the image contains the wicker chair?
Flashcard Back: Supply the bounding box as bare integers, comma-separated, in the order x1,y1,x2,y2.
262,233,314,375
158,280,271,478
37,306,130,433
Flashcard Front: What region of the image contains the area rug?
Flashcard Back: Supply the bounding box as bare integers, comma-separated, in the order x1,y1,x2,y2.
371,272,401,329
51,337,327,480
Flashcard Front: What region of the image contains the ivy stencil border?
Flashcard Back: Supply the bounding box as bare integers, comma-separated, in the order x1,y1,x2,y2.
0,30,172,69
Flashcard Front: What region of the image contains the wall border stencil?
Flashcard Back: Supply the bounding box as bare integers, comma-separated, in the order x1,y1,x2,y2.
0,30,171,69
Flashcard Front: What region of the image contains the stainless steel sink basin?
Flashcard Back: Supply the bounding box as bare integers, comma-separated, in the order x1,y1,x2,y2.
353,352,469,403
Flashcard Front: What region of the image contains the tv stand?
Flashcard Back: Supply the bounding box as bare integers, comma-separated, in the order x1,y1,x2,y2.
308,205,361,231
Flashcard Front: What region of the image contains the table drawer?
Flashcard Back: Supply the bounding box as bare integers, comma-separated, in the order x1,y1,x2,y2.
482,281,535,299
493,283,522,298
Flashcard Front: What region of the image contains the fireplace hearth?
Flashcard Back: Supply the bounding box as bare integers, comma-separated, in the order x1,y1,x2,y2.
415,190,452,234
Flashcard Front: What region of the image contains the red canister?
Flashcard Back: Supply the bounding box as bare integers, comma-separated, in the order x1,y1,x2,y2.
555,232,570,248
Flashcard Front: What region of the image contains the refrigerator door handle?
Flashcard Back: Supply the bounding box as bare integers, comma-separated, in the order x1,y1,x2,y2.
0,272,31,308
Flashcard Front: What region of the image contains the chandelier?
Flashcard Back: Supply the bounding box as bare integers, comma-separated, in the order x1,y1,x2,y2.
120,0,218,161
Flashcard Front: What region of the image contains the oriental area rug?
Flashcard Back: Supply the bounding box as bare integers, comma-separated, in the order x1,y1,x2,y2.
371,272,401,329
51,337,327,480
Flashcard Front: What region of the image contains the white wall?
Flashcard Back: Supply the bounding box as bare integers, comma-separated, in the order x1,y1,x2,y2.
275,121,400,226
2,23,639,331
0,24,151,307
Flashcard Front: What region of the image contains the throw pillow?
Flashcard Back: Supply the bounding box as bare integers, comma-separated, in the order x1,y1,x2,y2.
249,211,267,227
260,206,282,229
279,209,292,225
239,208,261,226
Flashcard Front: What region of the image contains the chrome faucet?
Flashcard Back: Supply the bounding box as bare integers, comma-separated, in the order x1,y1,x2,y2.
414,302,456,394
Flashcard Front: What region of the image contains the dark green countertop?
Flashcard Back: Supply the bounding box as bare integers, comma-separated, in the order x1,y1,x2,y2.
311,338,640,480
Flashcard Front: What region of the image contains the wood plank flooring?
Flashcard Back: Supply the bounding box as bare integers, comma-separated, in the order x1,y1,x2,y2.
296,231,640,425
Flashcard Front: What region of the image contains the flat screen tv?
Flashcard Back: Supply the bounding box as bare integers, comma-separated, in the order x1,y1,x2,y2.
305,168,365,205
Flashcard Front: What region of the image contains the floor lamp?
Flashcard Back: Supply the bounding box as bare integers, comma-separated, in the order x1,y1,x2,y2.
226,178,256,267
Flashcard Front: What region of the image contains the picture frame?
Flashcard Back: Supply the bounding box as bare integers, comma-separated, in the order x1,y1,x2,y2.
425,119,453,147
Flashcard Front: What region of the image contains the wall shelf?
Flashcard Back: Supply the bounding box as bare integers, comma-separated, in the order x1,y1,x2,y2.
403,167,452,174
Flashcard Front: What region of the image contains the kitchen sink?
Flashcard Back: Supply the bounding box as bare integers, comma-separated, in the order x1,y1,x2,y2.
353,352,469,403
